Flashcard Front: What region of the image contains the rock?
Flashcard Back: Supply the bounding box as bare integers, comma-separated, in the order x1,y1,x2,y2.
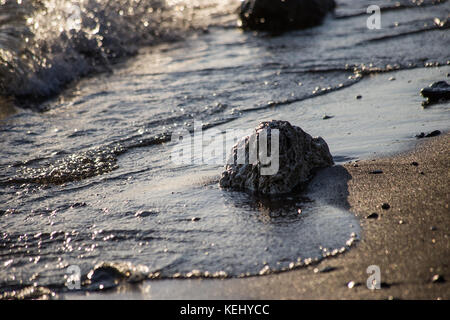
369,170,383,174
410,161,419,166
314,266,337,273
366,212,379,219
425,130,441,138
347,281,361,289
415,130,441,138
322,114,333,120
219,120,333,195
381,203,390,210
431,274,445,283
238,0,336,32
356,95,362,99
421,81,450,102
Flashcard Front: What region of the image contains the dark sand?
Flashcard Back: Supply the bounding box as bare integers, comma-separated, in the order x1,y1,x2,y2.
67,132,449,300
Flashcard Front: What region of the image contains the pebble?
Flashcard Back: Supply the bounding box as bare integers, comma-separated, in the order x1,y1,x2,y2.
347,281,360,289
389,76,396,81
314,266,337,273
431,274,445,283
366,212,379,219
356,95,362,99
369,170,383,174
416,130,441,139
410,161,419,166
322,115,333,120
191,217,201,222
381,203,390,210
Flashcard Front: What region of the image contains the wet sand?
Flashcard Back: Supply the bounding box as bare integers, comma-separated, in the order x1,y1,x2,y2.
66,131,449,300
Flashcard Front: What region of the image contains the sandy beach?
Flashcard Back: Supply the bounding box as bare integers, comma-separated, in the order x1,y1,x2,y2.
65,132,449,300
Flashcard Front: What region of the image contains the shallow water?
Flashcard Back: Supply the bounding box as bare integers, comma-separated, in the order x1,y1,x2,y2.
1,0,449,294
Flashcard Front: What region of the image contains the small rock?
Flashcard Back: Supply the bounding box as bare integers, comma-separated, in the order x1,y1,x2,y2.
431,274,445,283
322,115,333,120
415,132,425,139
191,217,201,222
420,81,450,102
356,95,362,99
389,76,396,81
366,212,379,219
425,130,441,138
410,161,419,166
219,120,333,195
430,226,437,231
381,203,390,210
369,170,383,174
314,266,337,273
347,281,360,289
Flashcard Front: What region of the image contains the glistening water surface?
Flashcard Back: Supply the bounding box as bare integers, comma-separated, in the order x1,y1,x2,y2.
0,0,449,294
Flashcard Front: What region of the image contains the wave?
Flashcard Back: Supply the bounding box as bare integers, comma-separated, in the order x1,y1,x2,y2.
0,0,237,107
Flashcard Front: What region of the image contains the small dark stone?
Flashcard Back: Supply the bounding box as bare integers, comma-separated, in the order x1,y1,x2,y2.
420,171,425,175
431,274,445,283
369,170,383,174
356,95,362,99
191,217,201,222
322,115,333,120
70,202,87,208
366,212,379,219
425,130,441,138
430,226,437,231
381,203,390,210
416,130,441,139
410,161,419,166
415,132,425,139
420,81,450,102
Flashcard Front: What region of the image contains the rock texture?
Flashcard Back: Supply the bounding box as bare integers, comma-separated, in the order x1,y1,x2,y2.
239,0,336,32
219,120,333,195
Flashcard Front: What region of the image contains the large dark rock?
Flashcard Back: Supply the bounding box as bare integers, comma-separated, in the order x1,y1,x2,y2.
219,120,334,195
239,0,336,32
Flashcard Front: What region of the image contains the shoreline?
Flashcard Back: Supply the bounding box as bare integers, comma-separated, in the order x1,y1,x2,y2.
64,132,449,300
